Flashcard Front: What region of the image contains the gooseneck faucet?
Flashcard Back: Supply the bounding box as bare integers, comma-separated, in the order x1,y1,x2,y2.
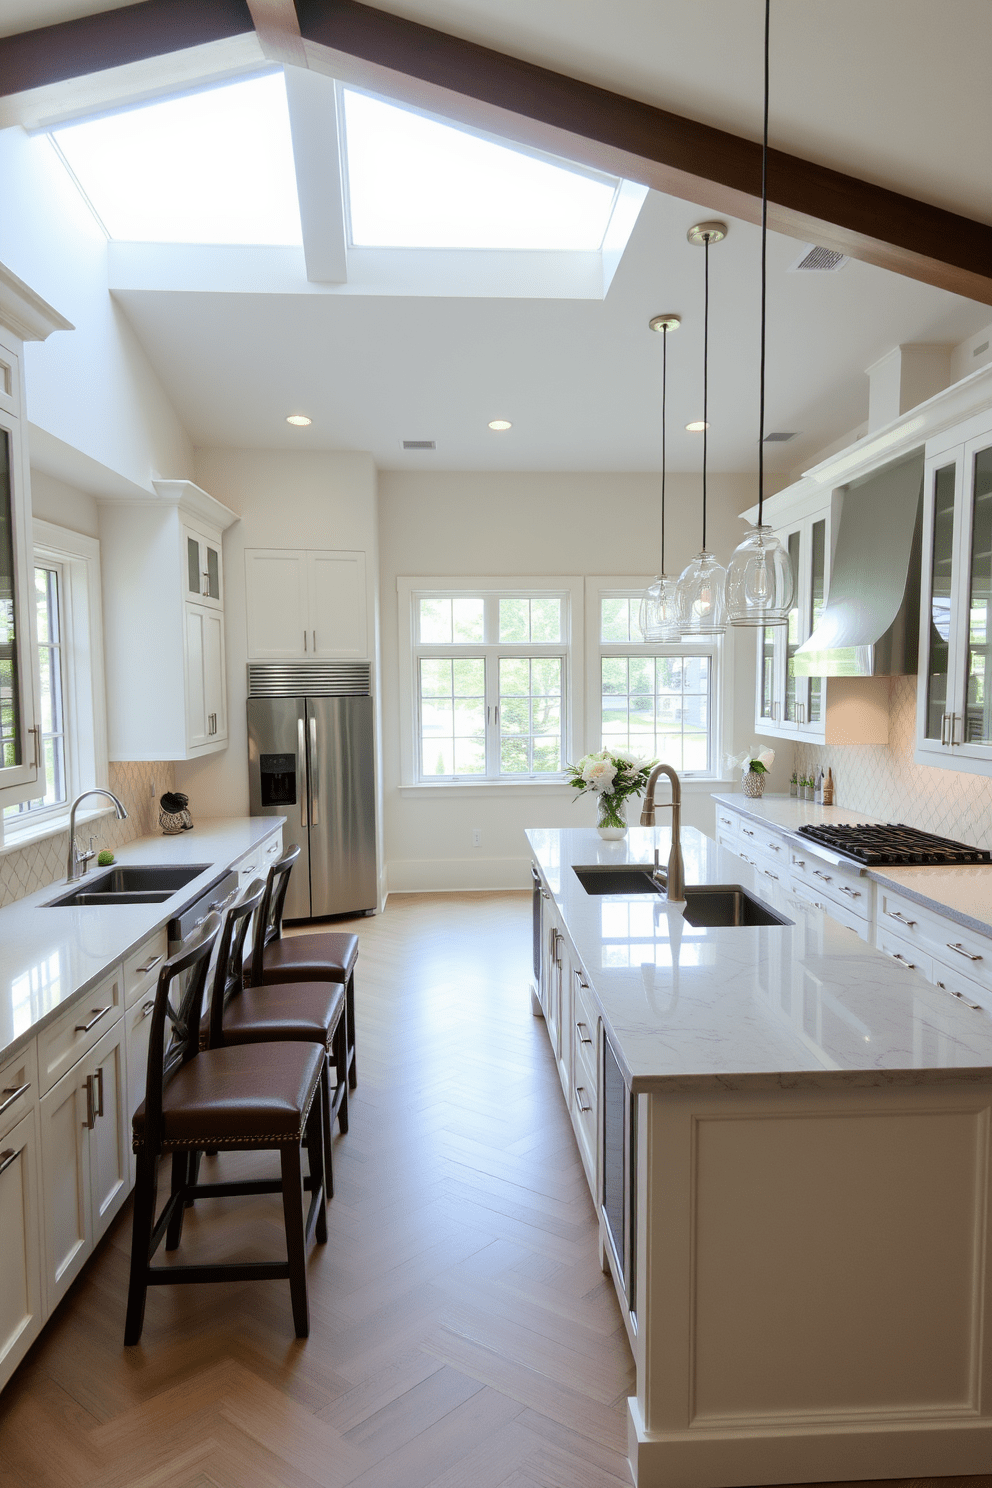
640,763,685,902
66,789,128,882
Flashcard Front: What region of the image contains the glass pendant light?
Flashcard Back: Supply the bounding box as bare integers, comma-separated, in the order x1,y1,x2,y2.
639,313,682,642
678,223,728,637
726,0,794,628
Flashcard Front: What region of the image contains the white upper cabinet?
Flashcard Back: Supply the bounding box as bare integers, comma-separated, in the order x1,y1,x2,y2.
100,481,237,760
245,548,367,660
917,411,992,773
755,505,832,741
0,267,73,808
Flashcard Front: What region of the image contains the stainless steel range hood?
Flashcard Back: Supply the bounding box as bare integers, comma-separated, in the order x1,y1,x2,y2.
793,450,924,678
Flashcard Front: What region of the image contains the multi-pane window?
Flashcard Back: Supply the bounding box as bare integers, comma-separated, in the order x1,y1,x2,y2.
414,591,567,780
3,564,67,821
599,594,716,774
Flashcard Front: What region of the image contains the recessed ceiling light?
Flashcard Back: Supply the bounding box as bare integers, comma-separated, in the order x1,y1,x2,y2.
286,414,312,427
685,420,709,432
488,419,512,431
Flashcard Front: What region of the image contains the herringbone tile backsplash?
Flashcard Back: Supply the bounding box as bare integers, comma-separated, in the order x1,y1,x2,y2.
0,761,176,908
795,677,992,847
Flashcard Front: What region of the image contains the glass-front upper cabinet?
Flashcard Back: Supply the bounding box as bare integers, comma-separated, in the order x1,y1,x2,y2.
917,418,992,774
184,525,223,609
0,362,41,803
754,508,830,742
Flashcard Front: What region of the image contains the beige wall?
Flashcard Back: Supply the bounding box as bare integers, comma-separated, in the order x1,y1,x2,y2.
378,469,774,892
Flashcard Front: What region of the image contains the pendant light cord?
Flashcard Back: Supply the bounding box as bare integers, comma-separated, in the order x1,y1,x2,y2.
660,324,667,573
702,234,709,553
757,0,770,528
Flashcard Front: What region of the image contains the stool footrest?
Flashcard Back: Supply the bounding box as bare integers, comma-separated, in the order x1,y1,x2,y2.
146,1261,291,1285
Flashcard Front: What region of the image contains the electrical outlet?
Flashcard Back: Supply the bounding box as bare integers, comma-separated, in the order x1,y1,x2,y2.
472,828,482,847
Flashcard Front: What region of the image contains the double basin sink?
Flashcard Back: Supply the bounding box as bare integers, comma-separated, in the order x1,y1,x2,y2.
46,864,210,907
573,865,791,927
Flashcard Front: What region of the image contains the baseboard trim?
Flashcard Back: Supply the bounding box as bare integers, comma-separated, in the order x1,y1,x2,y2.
384,855,533,893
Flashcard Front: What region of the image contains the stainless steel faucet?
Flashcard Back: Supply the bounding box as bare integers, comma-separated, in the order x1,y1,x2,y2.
640,763,686,902
66,789,128,882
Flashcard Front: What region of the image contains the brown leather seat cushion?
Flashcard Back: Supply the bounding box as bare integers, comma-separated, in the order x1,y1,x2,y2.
221,982,345,1049
133,1042,323,1148
247,931,359,984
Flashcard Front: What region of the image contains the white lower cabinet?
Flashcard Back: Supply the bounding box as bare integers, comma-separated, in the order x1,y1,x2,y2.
0,1106,44,1391
39,1014,128,1310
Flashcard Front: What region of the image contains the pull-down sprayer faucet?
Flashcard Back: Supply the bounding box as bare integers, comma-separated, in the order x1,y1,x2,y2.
640,763,685,902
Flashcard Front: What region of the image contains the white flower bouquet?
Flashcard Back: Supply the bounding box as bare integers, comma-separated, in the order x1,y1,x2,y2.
726,745,775,776
565,749,657,832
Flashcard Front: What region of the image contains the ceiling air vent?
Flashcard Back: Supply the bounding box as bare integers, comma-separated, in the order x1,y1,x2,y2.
402,439,436,450
789,245,849,272
763,431,797,442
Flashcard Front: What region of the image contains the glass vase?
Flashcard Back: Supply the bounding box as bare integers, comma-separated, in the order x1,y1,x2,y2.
596,793,628,839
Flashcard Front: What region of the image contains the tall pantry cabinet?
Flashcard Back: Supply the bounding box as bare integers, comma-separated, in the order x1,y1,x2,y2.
99,481,238,760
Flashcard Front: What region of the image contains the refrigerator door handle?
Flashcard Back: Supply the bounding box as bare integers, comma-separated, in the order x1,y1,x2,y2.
298,716,309,827
309,714,320,826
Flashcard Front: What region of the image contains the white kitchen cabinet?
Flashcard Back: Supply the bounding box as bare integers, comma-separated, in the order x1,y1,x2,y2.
99,481,237,761
916,412,992,773
184,601,227,749
0,1107,44,1392
245,547,368,660
39,1014,128,1309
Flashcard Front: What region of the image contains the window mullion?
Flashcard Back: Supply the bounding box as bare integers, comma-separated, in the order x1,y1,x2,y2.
486,647,499,777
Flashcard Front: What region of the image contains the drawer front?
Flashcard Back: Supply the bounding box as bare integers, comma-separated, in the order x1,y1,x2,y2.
123,929,169,1008
0,1042,38,1141
572,971,598,1071
932,959,992,1018
737,819,788,863
715,809,740,842
237,849,260,886
874,923,933,980
788,848,871,921
877,886,992,995
570,1033,598,1195
37,969,122,1095
791,881,870,941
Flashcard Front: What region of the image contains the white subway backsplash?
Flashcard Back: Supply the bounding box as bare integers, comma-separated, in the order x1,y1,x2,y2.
0,761,176,908
795,678,992,848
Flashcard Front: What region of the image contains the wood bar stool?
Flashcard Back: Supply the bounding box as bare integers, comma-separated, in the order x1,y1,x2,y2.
245,847,359,1094
207,879,349,1180
125,913,327,1345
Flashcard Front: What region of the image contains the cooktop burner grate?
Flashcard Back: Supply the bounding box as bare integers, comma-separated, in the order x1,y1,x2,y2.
795,822,992,867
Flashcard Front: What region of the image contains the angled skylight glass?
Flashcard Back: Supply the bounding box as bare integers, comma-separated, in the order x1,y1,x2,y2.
342,89,619,251
50,72,303,245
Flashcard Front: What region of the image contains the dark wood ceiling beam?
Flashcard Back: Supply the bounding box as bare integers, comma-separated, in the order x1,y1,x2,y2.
0,0,255,95
294,0,992,305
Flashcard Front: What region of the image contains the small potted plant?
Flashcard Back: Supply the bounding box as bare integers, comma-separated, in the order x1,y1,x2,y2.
803,775,814,801
727,746,775,799
565,749,657,838
790,771,798,797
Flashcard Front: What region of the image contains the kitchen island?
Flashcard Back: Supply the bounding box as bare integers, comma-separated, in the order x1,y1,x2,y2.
528,824,992,1488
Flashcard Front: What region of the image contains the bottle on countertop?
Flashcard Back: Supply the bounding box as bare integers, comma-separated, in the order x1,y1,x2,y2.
813,766,823,804
822,767,834,806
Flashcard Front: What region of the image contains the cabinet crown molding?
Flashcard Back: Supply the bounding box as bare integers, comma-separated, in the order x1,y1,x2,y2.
0,261,73,342
149,479,238,531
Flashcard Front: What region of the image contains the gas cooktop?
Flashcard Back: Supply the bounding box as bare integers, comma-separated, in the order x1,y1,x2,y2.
795,822,992,868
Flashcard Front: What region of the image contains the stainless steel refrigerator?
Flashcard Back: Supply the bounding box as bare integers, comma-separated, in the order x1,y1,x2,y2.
247,664,377,921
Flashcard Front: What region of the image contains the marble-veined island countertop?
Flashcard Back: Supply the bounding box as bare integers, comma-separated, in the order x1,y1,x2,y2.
526,824,992,1094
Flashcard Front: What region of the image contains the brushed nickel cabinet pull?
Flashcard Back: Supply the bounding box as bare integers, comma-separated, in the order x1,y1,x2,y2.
839,885,861,899
0,1146,24,1176
742,827,755,837
575,1085,593,1113
141,1000,155,1019
764,869,779,881
887,910,916,927
136,955,162,975
890,952,915,969
937,981,983,1009
947,942,982,961
84,1075,96,1130
575,1021,593,1044
94,1066,104,1119
74,1006,111,1034
0,1082,30,1116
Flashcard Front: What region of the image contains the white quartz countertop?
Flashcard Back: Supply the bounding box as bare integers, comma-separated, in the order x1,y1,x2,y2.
714,792,992,940
0,817,283,1063
527,824,992,1095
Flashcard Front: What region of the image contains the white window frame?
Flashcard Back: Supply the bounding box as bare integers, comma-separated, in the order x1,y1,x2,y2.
585,578,727,783
0,519,108,845
397,576,584,791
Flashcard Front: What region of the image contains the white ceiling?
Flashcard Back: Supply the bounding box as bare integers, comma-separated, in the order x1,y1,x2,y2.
3,1,992,475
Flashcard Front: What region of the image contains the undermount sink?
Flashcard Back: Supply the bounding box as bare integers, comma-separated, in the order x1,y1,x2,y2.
573,865,664,895
45,864,210,908
681,885,791,928
572,866,792,927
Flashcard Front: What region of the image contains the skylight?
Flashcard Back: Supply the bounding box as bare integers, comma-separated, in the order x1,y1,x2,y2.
50,73,303,245
342,89,619,251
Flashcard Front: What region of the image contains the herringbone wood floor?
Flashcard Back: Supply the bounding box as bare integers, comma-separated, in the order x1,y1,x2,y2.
1,890,990,1488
